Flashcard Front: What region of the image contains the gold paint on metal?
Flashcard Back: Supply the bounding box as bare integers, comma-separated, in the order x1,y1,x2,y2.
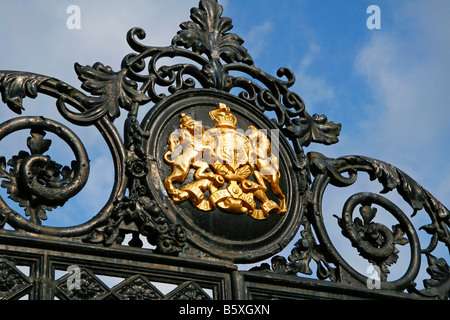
164,103,286,220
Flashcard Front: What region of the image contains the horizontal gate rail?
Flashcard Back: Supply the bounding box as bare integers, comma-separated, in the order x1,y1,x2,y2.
0,230,434,300
0,230,235,300
0,0,448,301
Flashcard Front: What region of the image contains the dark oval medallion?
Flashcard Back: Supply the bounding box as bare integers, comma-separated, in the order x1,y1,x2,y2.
142,89,304,263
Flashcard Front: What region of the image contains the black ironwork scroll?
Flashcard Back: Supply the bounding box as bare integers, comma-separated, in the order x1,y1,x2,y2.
0,0,448,300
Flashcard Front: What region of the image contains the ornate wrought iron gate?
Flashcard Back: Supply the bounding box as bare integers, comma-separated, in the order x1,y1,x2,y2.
0,0,448,301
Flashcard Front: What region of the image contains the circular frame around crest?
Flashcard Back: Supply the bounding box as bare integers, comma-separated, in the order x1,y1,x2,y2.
142,89,304,263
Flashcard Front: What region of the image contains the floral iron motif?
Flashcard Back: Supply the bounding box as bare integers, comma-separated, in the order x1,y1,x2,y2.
251,152,450,298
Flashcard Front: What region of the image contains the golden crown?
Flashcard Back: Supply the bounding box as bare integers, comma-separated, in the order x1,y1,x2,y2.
209,103,237,128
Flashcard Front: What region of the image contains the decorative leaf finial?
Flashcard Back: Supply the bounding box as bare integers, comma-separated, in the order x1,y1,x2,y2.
172,0,253,65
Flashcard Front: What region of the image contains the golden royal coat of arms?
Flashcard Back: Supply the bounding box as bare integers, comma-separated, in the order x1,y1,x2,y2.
163,103,287,220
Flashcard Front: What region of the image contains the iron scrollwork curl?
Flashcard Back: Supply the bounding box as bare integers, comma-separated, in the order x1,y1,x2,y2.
121,0,342,165
0,116,89,226
0,71,124,237
0,0,448,299
83,115,187,255
71,0,342,252
252,152,450,298
0,66,183,252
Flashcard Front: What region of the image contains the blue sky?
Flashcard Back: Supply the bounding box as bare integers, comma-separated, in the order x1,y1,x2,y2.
0,1,449,286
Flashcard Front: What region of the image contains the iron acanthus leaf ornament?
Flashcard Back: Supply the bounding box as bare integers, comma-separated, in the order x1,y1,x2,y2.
0,0,447,299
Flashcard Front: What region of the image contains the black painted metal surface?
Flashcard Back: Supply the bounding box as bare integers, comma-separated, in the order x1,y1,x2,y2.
0,0,448,300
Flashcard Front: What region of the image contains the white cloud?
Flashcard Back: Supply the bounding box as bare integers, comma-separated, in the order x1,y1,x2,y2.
292,42,335,114
353,0,450,199
0,1,197,80
242,20,273,59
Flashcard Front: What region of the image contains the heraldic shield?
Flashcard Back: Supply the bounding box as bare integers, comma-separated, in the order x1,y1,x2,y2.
163,102,287,220
143,90,304,262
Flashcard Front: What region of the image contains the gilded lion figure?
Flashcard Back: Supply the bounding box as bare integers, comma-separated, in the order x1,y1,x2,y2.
163,113,223,202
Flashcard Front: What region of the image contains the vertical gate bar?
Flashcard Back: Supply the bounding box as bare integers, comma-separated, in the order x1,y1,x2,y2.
231,270,246,300
41,250,53,300
32,251,45,300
